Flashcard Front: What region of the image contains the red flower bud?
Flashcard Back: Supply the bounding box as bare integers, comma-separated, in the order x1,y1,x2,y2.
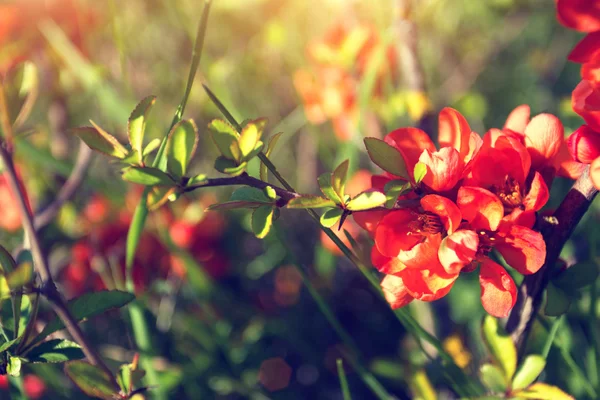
567,125,600,163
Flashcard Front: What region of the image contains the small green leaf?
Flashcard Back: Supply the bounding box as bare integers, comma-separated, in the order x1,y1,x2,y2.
287,195,336,209
346,191,387,211
482,315,517,382
263,186,277,200
318,173,343,204
147,186,178,211
544,282,571,316
122,167,175,186
413,162,427,184
230,187,271,203
552,262,600,293
364,138,409,179
239,118,266,159
260,132,283,181
6,260,33,290
142,138,161,157
0,244,17,274
65,361,120,400
331,160,349,200
214,157,247,176
166,119,199,178
244,140,264,161
384,180,412,208
7,356,21,377
3,61,38,129
252,205,275,239
479,363,507,393
127,95,156,162
187,173,207,186
71,123,128,159
320,208,343,228
511,355,546,391
25,339,85,363
208,119,240,161
512,383,574,399
31,290,135,346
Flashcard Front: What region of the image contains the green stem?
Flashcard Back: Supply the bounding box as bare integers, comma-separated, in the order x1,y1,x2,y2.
337,359,353,400
8,375,26,400
541,316,562,359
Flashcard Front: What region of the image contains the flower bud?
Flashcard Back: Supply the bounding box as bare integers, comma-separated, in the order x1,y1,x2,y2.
567,125,600,163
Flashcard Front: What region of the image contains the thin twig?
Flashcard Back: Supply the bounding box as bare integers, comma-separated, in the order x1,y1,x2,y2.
507,166,598,354
0,142,116,383
34,141,93,229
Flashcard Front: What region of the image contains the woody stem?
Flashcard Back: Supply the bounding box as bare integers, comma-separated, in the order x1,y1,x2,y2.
506,166,598,354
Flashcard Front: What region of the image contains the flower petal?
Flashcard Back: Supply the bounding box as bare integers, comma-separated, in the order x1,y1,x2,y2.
399,258,458,302
495,224,546,275
591,156,600,190
572,80,600,132
457,186,504,231
522,171,549,212
385,127,436,178
353,209,388,237
419,147,463,192
568,32,600,63
557,0,600,33
524,113,563,170
439,230,479,275
479,259,517,318
420,194,462,234
371,246,405,274
503,104,530,134
438,107,472,161
397,234,442,269
567,124,600,164
553,140,587,179
381,274,414,309
374,210,422,257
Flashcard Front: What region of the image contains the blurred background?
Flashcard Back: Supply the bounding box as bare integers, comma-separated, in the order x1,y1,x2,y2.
0,0,597,398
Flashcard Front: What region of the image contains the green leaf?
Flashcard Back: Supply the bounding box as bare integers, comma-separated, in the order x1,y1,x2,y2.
337,359,352,400
230,187,271,203
318,173,343,204
128,95,156,162
263,186,277,200
513,383,574,399
346,191,387,211
25,339,84,363
3,61,38,129
2,295,30,339
544,282,571,317
122,167,175,186
239,118,266,159
252,205,275,239
331,160,349,201
6,260,33,290
511,355,545,391
71,122,128,159
7,356,21,377
260,132,283,181
31,290,135,346
214,157,247,176
65,361,120,400
147,186,178,211
482,315,517,382
187,173,207,186
245,140,264,161
320,208,343,228
142,138,161,158
0,244,17,274
552,262,600,293
287,195,336,209
479,363,507,393
413,162,427,184
364,138,409,179
166,119,199,178
208,119,240,161
0,337,19,353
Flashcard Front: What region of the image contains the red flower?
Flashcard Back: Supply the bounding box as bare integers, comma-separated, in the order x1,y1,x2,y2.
573,80,600,132
439,187,546,317
557,0,600,33
567,124,600,163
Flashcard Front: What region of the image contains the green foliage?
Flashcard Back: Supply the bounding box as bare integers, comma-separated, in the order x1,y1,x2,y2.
346,191,386,211
64,361,120,400
413,162,427,184
128,95,157,164
166,119,199,178
482,315,517,383
122,167,175,186
480,363,507,393
24,339,84,364
363,138,409,180
1,62,38,131
512,355,546,391
252,205,275,239
321,208,344,228
260,132,283,181
287,195,336,209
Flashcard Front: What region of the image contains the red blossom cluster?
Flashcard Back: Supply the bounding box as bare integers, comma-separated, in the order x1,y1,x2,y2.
356,107,577,317
294,22,397,141
558,0,600,187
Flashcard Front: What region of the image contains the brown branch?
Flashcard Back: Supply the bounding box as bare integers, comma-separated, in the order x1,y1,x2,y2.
0,142,116,383
184,172,300,205
34,141,93,229
506,166,598,353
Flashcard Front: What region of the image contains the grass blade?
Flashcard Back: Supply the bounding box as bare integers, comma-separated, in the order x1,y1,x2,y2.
337,359,352,400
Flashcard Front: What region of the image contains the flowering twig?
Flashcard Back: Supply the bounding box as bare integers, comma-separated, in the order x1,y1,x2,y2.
0,142,116,382
507,166,598,353
34,141,93,229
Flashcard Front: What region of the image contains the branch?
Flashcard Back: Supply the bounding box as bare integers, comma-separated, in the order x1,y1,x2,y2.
34,141,93,229
0,142,116,382
506,166,598,352
184,172,300,205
